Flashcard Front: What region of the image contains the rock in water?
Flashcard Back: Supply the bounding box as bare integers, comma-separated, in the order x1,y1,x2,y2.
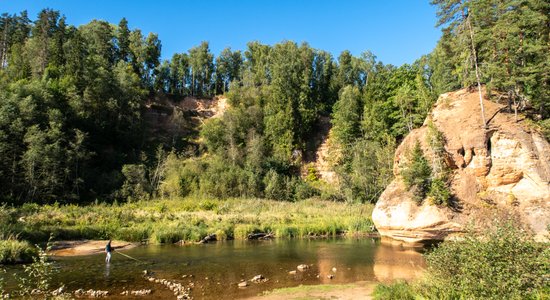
372,88,550,243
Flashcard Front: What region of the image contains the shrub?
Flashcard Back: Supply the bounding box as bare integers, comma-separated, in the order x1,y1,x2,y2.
293,180,320,201
420,222,549,299
539,118,550,141
263,169,293,201
373,281,415,300
17,242,56,295
0,239,37,264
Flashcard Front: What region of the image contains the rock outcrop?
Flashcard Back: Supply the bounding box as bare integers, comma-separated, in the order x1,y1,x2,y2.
372,88,550,243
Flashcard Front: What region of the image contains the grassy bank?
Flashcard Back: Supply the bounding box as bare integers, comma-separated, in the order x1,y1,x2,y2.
0,198,374,249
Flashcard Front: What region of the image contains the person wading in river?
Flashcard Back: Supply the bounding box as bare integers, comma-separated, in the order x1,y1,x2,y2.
105,240,113,263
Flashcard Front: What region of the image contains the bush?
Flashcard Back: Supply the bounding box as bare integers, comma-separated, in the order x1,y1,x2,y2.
293,180,320,201
373,281,415,300
420,222,549,299
16,242,57,295
263,169,293,201
0,239,37,264
539,118,550,141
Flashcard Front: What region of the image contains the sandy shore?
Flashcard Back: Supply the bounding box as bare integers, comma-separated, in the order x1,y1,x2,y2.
48,240,138,256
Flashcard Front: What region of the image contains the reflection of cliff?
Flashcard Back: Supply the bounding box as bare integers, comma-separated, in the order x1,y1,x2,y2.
373,239,426,282
315,244,371,284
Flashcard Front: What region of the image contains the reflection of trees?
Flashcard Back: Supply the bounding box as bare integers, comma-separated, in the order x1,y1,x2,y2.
373,238,426,282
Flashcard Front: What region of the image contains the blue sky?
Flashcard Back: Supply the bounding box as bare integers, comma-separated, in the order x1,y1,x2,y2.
1,0,441,66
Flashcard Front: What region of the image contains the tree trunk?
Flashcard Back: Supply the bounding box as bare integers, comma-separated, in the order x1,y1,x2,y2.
466,13,487,129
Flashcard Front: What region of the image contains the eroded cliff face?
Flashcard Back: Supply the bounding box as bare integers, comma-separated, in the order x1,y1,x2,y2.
372,88,550,243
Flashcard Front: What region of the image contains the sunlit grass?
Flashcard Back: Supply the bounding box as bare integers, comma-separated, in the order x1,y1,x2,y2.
1,198,374,244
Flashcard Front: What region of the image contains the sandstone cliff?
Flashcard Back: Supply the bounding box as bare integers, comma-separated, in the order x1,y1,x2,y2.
372,88,550,243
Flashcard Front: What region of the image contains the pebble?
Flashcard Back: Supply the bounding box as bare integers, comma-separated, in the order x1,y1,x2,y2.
238,281,248,288
327,274,334,279
51,286,65,296
332,267,337,272
145,274,192,299
130,289,152,296
288,270,297,275
297,264,309,271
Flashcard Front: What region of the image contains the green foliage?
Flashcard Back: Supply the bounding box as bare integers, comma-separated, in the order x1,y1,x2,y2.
0,268,5,297
420,222,549,299
1,4,546,208
337,136,396,203
373,281,416,300
401,142,431,203
427,178,451,206
1,198,374,245
263,169,293,201
539,119,550,142
332,85,362,146
119,164,151,201
0,238,37,264
17,241,57,295
425,122,452,206
293,180,320,201
430,0,550,118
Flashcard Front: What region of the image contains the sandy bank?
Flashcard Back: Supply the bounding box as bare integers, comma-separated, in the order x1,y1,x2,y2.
48,240,138,256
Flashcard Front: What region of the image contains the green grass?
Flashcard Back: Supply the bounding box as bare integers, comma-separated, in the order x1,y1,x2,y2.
372,281,416,300
0,238,37,264
262,283,360,299
0,198,375,245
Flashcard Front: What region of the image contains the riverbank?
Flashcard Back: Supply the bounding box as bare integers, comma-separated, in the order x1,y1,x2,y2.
0,198,374,263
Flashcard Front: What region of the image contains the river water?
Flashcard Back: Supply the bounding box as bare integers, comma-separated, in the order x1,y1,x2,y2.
4,238,426,299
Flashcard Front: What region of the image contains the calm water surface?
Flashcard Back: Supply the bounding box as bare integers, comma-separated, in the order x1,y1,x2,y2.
5,238,425,299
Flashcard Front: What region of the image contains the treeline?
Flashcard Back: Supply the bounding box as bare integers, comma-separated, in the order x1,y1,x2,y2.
164,47,438,203
0,10,161,203
430,0,549,118
1,0,548,205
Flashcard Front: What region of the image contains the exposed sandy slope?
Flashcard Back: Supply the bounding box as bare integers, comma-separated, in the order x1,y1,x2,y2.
48,240,138,256
178,95,228,119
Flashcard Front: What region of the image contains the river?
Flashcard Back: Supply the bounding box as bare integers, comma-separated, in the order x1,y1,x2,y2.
4,238,426,299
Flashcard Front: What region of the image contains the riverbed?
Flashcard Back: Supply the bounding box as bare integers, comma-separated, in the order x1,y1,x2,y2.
4,238,426,299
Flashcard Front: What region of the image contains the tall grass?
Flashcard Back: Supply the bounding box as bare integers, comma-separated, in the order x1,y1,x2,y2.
0,237,37,264
0,198,375,245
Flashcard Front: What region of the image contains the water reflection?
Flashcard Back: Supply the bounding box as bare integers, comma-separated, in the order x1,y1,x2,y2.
4,238,426,299
373,238,426,282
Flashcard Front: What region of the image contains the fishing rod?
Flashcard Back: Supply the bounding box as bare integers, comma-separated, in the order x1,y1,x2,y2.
115,251,145,263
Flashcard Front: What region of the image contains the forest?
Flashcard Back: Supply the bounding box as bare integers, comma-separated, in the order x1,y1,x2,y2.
0,0,548,205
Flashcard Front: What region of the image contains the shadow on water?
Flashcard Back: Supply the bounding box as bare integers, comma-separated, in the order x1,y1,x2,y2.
4,238,426,299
